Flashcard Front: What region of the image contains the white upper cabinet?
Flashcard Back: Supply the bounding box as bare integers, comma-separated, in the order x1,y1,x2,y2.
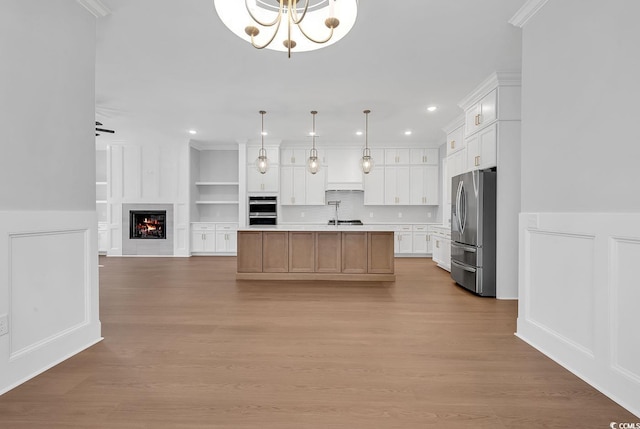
410,166,439,205
384,166,411,205
466,123,497,171
445,124,465,156
409,148,439,165
464,88,497,137
305,168,326,205
247,165,279,193
281,148,308,166
385,148,411,165
363,166,385,205
280,166,306,205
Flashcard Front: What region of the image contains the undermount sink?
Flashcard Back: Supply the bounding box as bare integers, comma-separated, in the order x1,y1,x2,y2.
327,219,363,225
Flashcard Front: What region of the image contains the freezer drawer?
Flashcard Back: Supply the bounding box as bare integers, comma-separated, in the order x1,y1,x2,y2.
451,242,478,267
451,259,479,294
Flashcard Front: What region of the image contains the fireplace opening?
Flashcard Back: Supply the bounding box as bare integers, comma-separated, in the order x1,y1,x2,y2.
130,210,166,239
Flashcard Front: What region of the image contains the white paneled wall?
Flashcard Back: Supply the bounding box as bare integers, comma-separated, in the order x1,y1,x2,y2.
107,143,189,256
0,211,102,394
518,213,640,417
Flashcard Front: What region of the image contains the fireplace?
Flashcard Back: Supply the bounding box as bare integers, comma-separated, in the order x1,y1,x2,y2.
130,210,166,239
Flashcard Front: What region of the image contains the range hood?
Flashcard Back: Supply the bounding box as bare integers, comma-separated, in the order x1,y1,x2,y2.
325,182,364,191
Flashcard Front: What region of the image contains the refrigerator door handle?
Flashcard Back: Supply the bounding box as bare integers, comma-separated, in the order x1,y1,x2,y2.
451,260,477,273
452,242,477,253
455,180,464,233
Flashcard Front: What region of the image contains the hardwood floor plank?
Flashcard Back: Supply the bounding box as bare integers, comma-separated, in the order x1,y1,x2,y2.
0,256,636,428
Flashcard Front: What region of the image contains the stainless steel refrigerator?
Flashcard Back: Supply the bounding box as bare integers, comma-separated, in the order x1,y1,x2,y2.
450,170,496,297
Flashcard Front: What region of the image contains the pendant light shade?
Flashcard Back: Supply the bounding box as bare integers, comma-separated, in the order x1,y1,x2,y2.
307,110,320,175
361,109,374,174
255,110,269,174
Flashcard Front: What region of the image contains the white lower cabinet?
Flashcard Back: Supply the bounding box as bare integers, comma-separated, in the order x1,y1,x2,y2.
394,225,413,255
412,225,432,254
191,223,238,254
431,226,451,271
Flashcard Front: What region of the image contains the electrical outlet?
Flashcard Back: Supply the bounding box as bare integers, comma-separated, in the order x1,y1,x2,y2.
0,314,8,337
369,212,374,218
427,212,432,218
300,212,305,218
398,212,402,218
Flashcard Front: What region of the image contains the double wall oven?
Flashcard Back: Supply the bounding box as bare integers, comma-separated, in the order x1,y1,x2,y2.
248,196,277,225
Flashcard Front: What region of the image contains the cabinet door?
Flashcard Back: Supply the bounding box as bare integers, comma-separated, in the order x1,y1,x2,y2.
341,232,367,273
368,232,394,273
396,167,410,205
289,231,315,272
432,235,443,264
262,231,288,272
363,166,384,205
280,167,294,205
442,238,452,271
396,232,413,254
446,125,464,156
227,231,237,253
466,124,496,170
281,148,307,166
203,231,216,252
478,89,497,129
384,167,398,205
412,232,428,253
315,231,341,272
191,231,205,252
385,148,410,165
305,168,325,205
410,148,439,165
237,231,262,272
215,231,227,252
247,166,279,192
410,167,425,205
292,167,305,205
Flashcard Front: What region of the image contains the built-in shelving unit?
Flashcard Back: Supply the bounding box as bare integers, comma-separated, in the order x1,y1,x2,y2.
96,149,108,253
189,145,240,254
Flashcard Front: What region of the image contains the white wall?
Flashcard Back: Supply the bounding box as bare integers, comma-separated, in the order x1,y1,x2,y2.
516,0,640,417
0,0,102,394
520,0,640,213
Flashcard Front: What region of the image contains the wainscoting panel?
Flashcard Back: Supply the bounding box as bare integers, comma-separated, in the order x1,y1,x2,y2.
9,230,88,358
0,211,101,395
518,213,640,417
527,230,595,356
610,237,640,384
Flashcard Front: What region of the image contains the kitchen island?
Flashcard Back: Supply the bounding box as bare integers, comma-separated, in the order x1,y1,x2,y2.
237,225,395,281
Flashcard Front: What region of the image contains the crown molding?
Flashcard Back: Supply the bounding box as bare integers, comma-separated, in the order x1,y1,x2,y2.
76,0,111,17
458,71,521,111
442,114,465,135
508,0,549,28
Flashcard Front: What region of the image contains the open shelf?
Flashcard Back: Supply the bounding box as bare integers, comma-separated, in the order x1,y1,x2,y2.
195,182,239,186
195,201,240,205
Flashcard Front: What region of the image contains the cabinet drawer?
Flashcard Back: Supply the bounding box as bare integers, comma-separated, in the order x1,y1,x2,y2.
192,223,216,231
216,223,238,231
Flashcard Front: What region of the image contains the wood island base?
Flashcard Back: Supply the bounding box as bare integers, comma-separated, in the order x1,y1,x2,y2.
236,230,395,282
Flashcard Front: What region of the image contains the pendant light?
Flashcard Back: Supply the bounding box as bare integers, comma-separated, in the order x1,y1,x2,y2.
255,110,269,174
361,109,374,174
307,110,320,175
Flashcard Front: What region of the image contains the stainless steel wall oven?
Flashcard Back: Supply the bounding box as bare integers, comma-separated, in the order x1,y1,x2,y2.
248,196,277,225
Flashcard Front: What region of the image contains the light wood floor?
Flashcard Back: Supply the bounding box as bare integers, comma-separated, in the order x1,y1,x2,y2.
0,257,636,428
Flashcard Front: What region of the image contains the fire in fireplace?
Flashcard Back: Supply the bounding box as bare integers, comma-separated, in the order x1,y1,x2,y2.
130,210,166,239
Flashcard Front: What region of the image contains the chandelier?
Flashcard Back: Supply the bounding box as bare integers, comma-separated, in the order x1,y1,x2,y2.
256,110,269,174
361,109,374,174
214,0,359,58
307,110,320,174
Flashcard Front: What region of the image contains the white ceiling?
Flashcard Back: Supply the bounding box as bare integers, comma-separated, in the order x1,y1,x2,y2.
95,0,526,149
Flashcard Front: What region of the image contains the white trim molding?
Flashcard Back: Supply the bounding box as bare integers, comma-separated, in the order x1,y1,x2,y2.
76,0,111,18
518,212,640,418
458,71,521,111
509,0,550,28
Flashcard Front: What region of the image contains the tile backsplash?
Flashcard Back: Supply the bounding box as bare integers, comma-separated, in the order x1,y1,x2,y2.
280,190,440,224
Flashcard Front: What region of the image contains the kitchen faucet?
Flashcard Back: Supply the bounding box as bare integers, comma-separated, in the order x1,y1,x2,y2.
327,200,341,226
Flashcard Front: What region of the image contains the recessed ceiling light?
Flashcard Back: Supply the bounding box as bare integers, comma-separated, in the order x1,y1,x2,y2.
356,131,363,136
188,130,197,135
404,130,412,136
427,106,437,112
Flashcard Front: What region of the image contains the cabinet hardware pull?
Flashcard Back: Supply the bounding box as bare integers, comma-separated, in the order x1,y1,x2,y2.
475,156,480,166
436,240,440,248
451,140,455,149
